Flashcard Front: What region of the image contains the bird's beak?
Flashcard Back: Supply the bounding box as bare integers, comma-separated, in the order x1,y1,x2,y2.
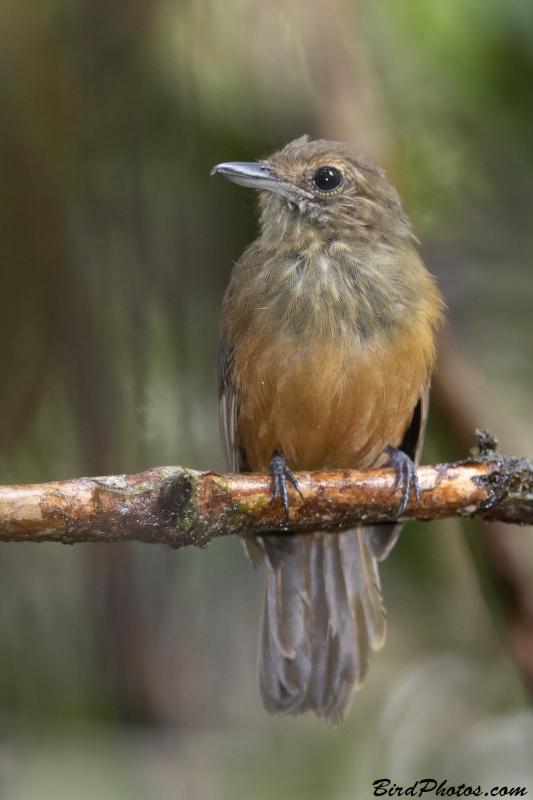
210,161,313,200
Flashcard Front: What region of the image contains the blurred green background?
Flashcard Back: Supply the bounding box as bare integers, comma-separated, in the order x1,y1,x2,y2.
0,0,533,797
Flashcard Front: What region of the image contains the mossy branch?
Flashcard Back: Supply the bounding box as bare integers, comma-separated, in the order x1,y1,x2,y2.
0,436,532,546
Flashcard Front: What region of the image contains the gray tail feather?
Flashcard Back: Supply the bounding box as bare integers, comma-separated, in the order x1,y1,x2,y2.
364,522,403,561
251,528,386,724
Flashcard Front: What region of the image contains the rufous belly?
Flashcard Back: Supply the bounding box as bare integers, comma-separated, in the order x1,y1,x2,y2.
234,327,433,473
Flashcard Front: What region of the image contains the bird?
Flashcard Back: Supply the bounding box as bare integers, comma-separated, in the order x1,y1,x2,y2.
211,136,445,724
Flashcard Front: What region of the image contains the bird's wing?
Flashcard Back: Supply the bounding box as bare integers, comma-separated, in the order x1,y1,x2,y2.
399,380,429,466
217,242,269,474
219,329,266,564
218,335,244,473
364,382,430,561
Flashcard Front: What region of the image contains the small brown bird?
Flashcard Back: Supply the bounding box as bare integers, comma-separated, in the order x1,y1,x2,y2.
212,136,444,723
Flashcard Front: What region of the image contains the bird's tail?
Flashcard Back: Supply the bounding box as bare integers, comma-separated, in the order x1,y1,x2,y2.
248,528,386,724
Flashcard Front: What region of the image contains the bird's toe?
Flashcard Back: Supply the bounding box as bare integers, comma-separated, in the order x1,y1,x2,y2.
385,445,420,517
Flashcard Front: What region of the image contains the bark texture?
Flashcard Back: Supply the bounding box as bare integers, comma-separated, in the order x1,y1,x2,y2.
0,446,532,547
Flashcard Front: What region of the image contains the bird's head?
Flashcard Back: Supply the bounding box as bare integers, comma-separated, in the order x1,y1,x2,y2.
211,136,414,250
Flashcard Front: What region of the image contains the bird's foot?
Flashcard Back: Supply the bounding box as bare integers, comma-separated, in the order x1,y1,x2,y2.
385,446,421,517
269,451,303,519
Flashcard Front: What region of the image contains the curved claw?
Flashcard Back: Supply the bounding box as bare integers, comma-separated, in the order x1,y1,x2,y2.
269,452,303,519
385,445,421,517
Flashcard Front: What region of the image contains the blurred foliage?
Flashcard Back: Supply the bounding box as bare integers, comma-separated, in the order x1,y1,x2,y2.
0,0,532,797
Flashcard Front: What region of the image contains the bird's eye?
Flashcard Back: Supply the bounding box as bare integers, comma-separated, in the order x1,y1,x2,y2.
312,166,343,193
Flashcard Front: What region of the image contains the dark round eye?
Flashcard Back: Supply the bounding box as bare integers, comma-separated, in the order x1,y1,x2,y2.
312,166,343,193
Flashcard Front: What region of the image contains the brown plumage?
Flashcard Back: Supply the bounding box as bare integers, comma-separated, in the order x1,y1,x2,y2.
212,136,445,723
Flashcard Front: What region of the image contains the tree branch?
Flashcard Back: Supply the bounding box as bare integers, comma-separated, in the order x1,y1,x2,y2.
1,444,532,547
